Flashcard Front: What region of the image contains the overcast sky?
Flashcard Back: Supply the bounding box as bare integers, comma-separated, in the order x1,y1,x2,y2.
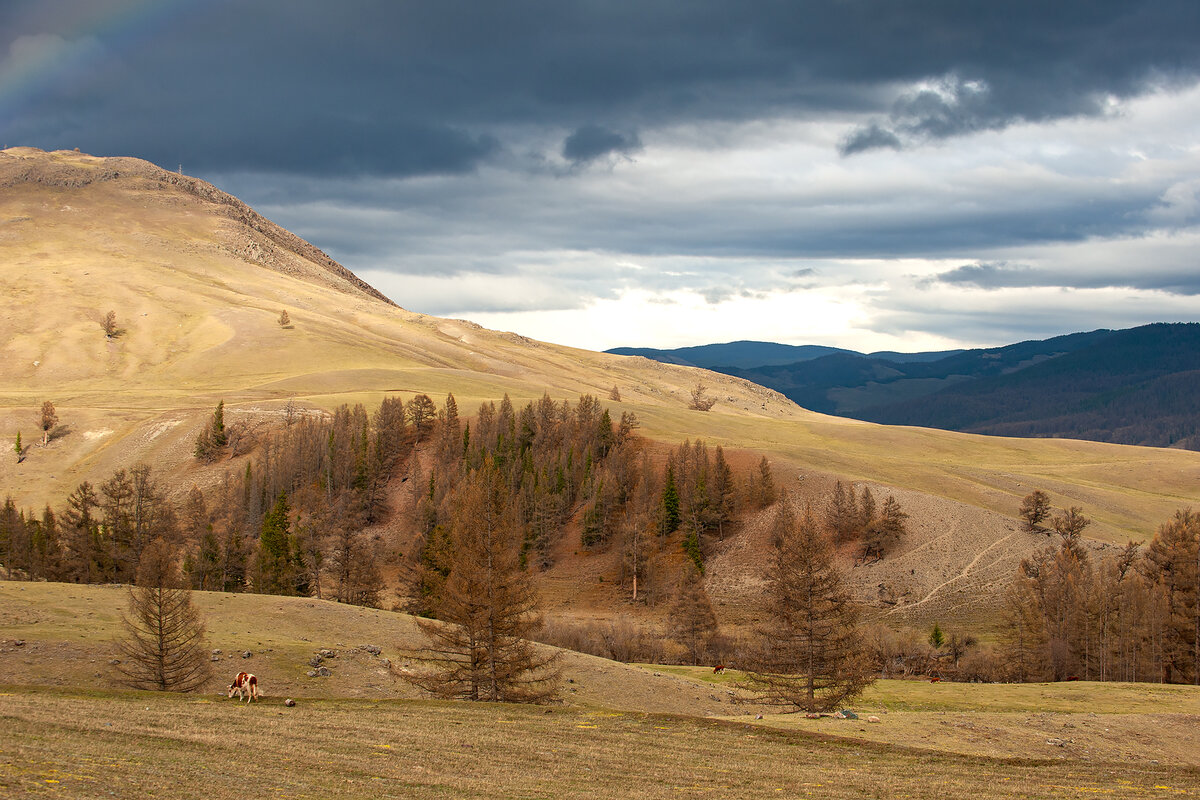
4,1,1200,353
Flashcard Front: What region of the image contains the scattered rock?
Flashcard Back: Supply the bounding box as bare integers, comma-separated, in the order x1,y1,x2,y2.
309,656,323,667
212,649,222,656
319,649,336,658
755,714,764,720
867,716,881,724
284,698,296,707
306,670,318,678
242,651,252,659
14,640,25,647
108,659,120,665
380,658,391,668
210,655,220,662
1046,738,1066,747
361,644,382,656
317,666,331,677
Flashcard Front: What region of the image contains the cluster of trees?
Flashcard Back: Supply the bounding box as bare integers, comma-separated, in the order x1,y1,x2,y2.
824,481,909,560
862,622,980,680
409,393,762,614
0,393,421,602
0,464,179,584
2,392,764,615
1004,493,1200,684
11,401,60,464
184,396,417,604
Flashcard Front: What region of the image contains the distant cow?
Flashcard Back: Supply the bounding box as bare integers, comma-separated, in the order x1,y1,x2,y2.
228,671,260,703
713,665,726,674
930,677,941,683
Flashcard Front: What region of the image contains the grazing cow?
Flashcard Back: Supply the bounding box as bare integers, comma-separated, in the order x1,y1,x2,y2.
712,665,726,674
228,671,260,703
1066,675,1081,682
930,676,941,683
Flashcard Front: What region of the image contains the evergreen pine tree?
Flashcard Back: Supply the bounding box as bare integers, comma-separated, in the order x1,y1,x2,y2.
257,491,295,594
660,462,681,535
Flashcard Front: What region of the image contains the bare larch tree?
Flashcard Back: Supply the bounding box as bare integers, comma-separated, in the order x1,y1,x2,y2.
402,465,559,702
742,500,873,712
114,538,212,692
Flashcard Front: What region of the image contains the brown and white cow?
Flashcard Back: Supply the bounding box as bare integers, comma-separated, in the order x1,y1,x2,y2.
228,671,260,703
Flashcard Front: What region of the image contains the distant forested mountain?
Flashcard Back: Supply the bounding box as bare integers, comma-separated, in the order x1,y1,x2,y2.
610,324,1200,450
606,340,962,369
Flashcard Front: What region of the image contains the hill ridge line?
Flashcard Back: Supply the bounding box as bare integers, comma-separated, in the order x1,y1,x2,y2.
0,147,397,308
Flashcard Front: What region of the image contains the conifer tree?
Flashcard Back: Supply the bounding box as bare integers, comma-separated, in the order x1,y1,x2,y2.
40,401,58,445
826,480,859,543
211,400,227,449
407,394,438,444
62,482,100,583
1146,510,1200,684
709,446,736,537
403,466,559,702
742,501,873,712
858,486,876,533
194,401,228,462
669,562,720,664
114,538,211,692
257,491,296,594
619,510,652,603
660,461,681,535
863,495,908,560
749,456,777,509
1019,490,1052,534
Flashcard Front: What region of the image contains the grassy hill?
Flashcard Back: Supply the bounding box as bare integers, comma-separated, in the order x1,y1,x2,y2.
4,147,1200,632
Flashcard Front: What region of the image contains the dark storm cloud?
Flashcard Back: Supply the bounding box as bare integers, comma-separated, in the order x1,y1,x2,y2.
839,123,902,156
5,0,1200,175
562,125,642,164
928,262,1037,289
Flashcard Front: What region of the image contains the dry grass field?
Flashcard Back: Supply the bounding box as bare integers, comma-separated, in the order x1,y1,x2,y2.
3,582,1200,799
6,688,1200,800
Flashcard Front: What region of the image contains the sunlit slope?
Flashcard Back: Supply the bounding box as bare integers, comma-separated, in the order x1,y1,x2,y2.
2,146,1198,548
0,147,794,508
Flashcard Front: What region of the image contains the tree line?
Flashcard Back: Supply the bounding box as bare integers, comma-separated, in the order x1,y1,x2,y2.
1002,493,1200,685
0,392,769,613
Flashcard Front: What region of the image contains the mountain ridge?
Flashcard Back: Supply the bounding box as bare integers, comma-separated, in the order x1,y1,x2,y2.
613,326,1200,450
